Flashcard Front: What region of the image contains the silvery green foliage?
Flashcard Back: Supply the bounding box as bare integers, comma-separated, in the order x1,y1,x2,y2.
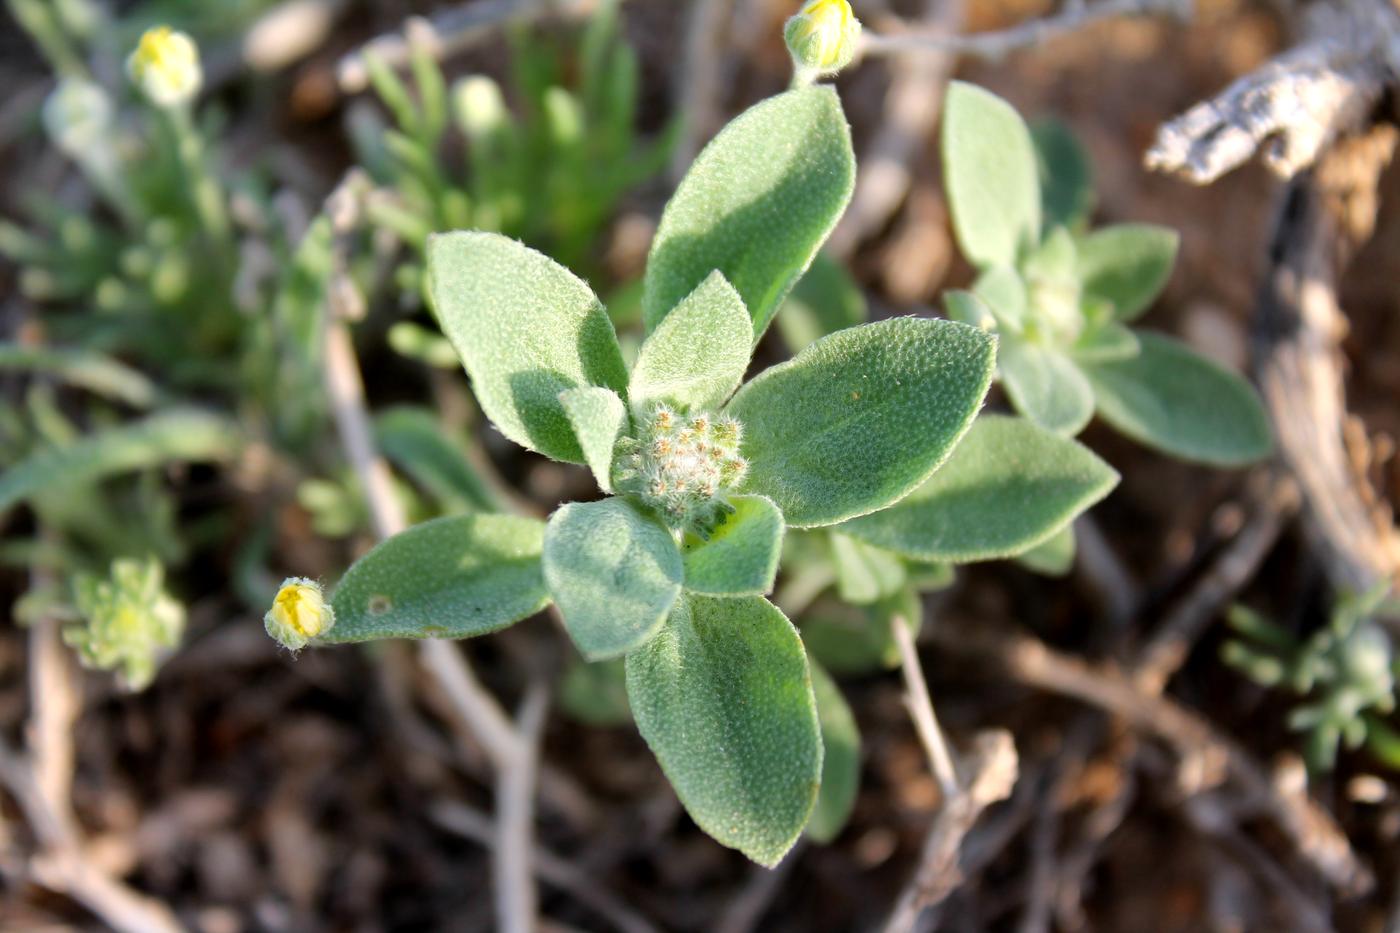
941,81,1272,466
306,78,1121,865
1224,584,1400,772
68,557,185,690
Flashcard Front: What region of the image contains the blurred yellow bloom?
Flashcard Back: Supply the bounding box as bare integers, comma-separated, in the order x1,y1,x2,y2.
784,0,861,75
264,578,335,650
127,26,203,107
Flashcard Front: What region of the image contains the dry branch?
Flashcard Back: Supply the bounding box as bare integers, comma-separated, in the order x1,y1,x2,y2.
1253,129,1400,595
860,0,1187,60
1147,1,1400,184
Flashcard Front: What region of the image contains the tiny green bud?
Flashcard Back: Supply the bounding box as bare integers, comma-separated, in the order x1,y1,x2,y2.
453,75,509,138
784,0,861,77
42,77,113,158
265,577,335,650
127,26,203,107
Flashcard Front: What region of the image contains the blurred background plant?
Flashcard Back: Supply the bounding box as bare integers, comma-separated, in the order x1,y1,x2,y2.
1225,584,1400,772
1,0,671,693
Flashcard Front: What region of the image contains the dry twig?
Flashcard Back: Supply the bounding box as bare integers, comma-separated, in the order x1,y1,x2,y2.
1147,1,1399,184
886,614,1019,931
860,0,1188,60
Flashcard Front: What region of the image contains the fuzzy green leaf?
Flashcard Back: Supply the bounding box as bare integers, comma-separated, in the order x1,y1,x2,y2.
643,86,855,341
681,494,783,596
544,498,683,659
327,514,549,642
0,410,239,514
1032,118,1094,232
1077,224,1178,321
777,252,869,354
944,290,996,331
629,271,753,413
625,595,821,866
1014,522,1076,576
1083,331,1272,466
943,82,1041,267
427,232,628,463
727,317,996,528
839,415,1117,563
559,387,628,493
998,335,1096,436
807,661,860,843
830,532,907,604
801,588,921,677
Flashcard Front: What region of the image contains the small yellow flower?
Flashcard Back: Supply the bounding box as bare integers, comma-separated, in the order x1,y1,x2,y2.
127,26,203,107
784,0,861,76
264,577,335,650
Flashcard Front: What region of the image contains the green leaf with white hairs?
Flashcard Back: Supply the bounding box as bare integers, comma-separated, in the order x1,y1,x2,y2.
1015,522,1076,576
727,317,996,528
681,494,783,597
1083,331,1272,466
1077,224,1179,322
559,387,628,492
643,86,855,341
629,271,753,414
829,532,907,604
807,661,860,843
839,415,1117,563
998,335,1096,436
0,409,239,514
625,594,821,866
327,514,550,642
544,498,683,660
943,81,1041,267
427,232,628,463
973,266,1029,333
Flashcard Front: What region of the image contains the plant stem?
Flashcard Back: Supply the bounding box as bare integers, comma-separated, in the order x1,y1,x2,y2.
891,613,958,798
165,105,232,248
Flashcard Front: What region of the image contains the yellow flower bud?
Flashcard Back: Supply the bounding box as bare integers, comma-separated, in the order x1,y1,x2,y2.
127,26,203,107
784,0,861,76
265,577,335,650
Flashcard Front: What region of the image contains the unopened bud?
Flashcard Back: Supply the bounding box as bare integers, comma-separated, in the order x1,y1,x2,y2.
265,577,335,650
784,0,861,77
128,26,202,107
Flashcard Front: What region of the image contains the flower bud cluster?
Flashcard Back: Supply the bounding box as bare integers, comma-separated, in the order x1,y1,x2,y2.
68,558,185,690
614,404,748,537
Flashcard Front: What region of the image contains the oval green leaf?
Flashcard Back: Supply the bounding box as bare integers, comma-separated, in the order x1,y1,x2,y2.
681,494,784,597
838,415,1118,563
1082,331,1272,466
625,595,822,866
998,334,1096,437
727,317,996,528
327,514,550,642
643,86,855,341
427,231,628,463
942,81,1041,268
559,386,628,493
1077,224,1179,322
543,498,683,660
629,271,753,414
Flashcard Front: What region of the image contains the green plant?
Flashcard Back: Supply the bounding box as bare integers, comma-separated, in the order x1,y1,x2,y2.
1224,584,1400,772
357,0,674,290
940,82,1272,466
277,37,1140,862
